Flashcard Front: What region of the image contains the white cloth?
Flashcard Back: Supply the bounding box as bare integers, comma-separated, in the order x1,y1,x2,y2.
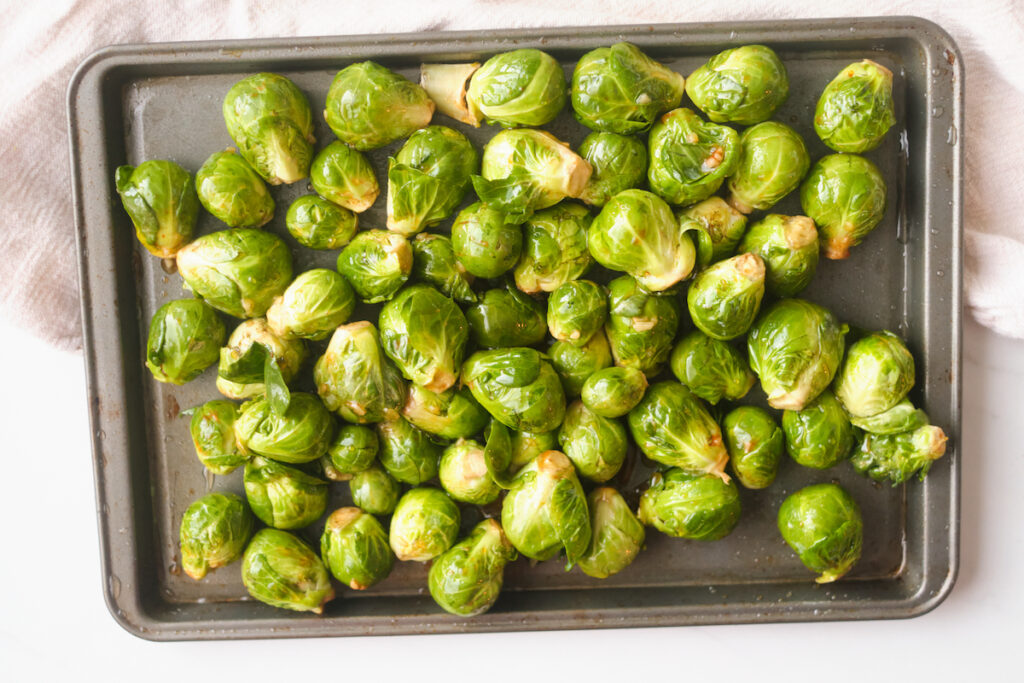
2,0,1022,348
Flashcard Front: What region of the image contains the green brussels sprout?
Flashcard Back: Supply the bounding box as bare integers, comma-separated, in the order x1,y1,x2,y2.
724,406,784,489
670,331,756,405
549,332,613,396
852,425,948,485
314,321,407,424
419,61,483,127
685,45,789,125
588,190,696,291
466,49,566,128
580,366,648,418
833,331,916,419
320,507,395,590
411,233,476,304
324,61,434,151
439,438,500,504
223,73,315,185
647,108,741,206
176,228,293,319
188,400,248,475
322,425,378,480
243,456,329,529
285,195,358,250
402,384,489,441
638,469,741,540
513,203,593,294
782,390,855,469
195,148,274,228
510,429,559,469
501,450,591,564
747,299,847,411
389,487,461,562
738,214,819,297
377,416,443,485
465,286,547,349
349,465,401,516
686,253,766,341
115,160,198,258
179,492,254,580
800,154,886,260
849,398,928,435
242,528,334,613
577,487,645,579
577,132,648,207
777,483,862,583
336,230,413,304
429,519,517,616
266,269,355,341
628,381,729,480
571,42,685,134
727,122,810,214
235,393,335,464
681,197,748,264
604,275,679,377
815,60,895,153
547,280,608,347
216,318,306,400
558,401,627,482
145,299,225,385
463,347,567,433
451,202,523,278
310,141,379,213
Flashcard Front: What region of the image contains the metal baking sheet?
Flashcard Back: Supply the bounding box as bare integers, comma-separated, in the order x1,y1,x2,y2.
68,17,962,640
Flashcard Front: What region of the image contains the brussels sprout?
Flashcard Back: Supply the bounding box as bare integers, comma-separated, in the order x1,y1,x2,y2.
451,202,523,278
577,132,648,207
420,62,483,127
547,280,607,347
179,492,254,580
242,528,334,613
336,230,413,304
852,425,948,485
670,331,756,405
724,406,784,489
314,321,407,424
738,215,819,298
815,60,895,153
747,299,847,411
777,483,862,583
266,269,355,341
285,195,358,250
243,456,329,529
145,299,225,385
462,348,567,433
577,488,645,579
501,450,591,564
429,519,518,616
849,398,928,436
727,122,810,214
800,154,886,260
216,318,306,400
389,488,461,562
681,197,748,265
473,129,591,221
322,425,378,480
638,469,741,540
571,42,685,134
195,149,274,228
188,400,247,475
549,332,613,396
833,331,915,419
604,275,680,377
309,141,379,213
402,384,489,442
558,401,627,482
628,381,729,480
320,507,394,590
377,416,443,485
686,253,766,341
115,160,198,258
685,45,789,125
782,390,855,469
350,465,401,516
324,61,434,151
235,393,335,464
439,439,500,504
465,49,566,128
411,233,476,304
465,286,547,349
176,228,293,319
588,190,696,291
514,203,593,294
580,366,648,418
510,429,559,469
647,108,740,206
223,73,315,185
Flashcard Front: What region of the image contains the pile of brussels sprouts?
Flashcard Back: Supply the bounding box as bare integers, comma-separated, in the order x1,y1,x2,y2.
120,42,948,618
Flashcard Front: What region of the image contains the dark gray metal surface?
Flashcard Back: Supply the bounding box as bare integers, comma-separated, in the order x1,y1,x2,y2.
68,17,962,640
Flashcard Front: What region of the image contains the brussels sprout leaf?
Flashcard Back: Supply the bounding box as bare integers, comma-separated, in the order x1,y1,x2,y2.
264,355,291,415
549,478,590,570
483,420,515,489
470,172,544,224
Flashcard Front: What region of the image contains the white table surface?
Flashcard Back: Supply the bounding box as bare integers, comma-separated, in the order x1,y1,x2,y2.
1,313,1019,681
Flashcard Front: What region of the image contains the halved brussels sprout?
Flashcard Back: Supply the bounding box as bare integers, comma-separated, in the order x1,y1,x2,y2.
411,233,476,304
463,347,567,433
420,62,482,126
782,390,855,469
145,299,225,385
176,228,293,319
285,195,358,250
778,483,862,583
115,160,198,259
724,406,784,489
439,439,500,505
800,154,887,260
314,321,407,424
195,149,274,228
638,469,741,540
681,198,747,266
580,366,648,418
223,73,315,185
648,108,740,206
727,122,810,214
179,492,254,580
336,230,413,304
852,425,948,485
833,331,915,419
243,456,329,529
429,519,517,616
514,203,593,293
815,60,895,153
547,280,607,347
189,400,247,475
577,132,648,207
309,141,379,213
577,488,645,579
549,332,613,396
670,331,756,405
571,42,685,134
686,253,766,341
216,318,306,400
451,202,523,278
242,528,334,613
466,49,566,128
324,61,434,151
738,214,819,297
685,45,789,125
349,464,401,516
465,286,547,349
377,416,443,485
235,393,335,464
389,487,461,562
604,275,680,377
510,429,559,469
558,401,627,483
266,269,355,341
402,384,489,442
322,424,378,481
849,398,928,435
320,507,394,590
